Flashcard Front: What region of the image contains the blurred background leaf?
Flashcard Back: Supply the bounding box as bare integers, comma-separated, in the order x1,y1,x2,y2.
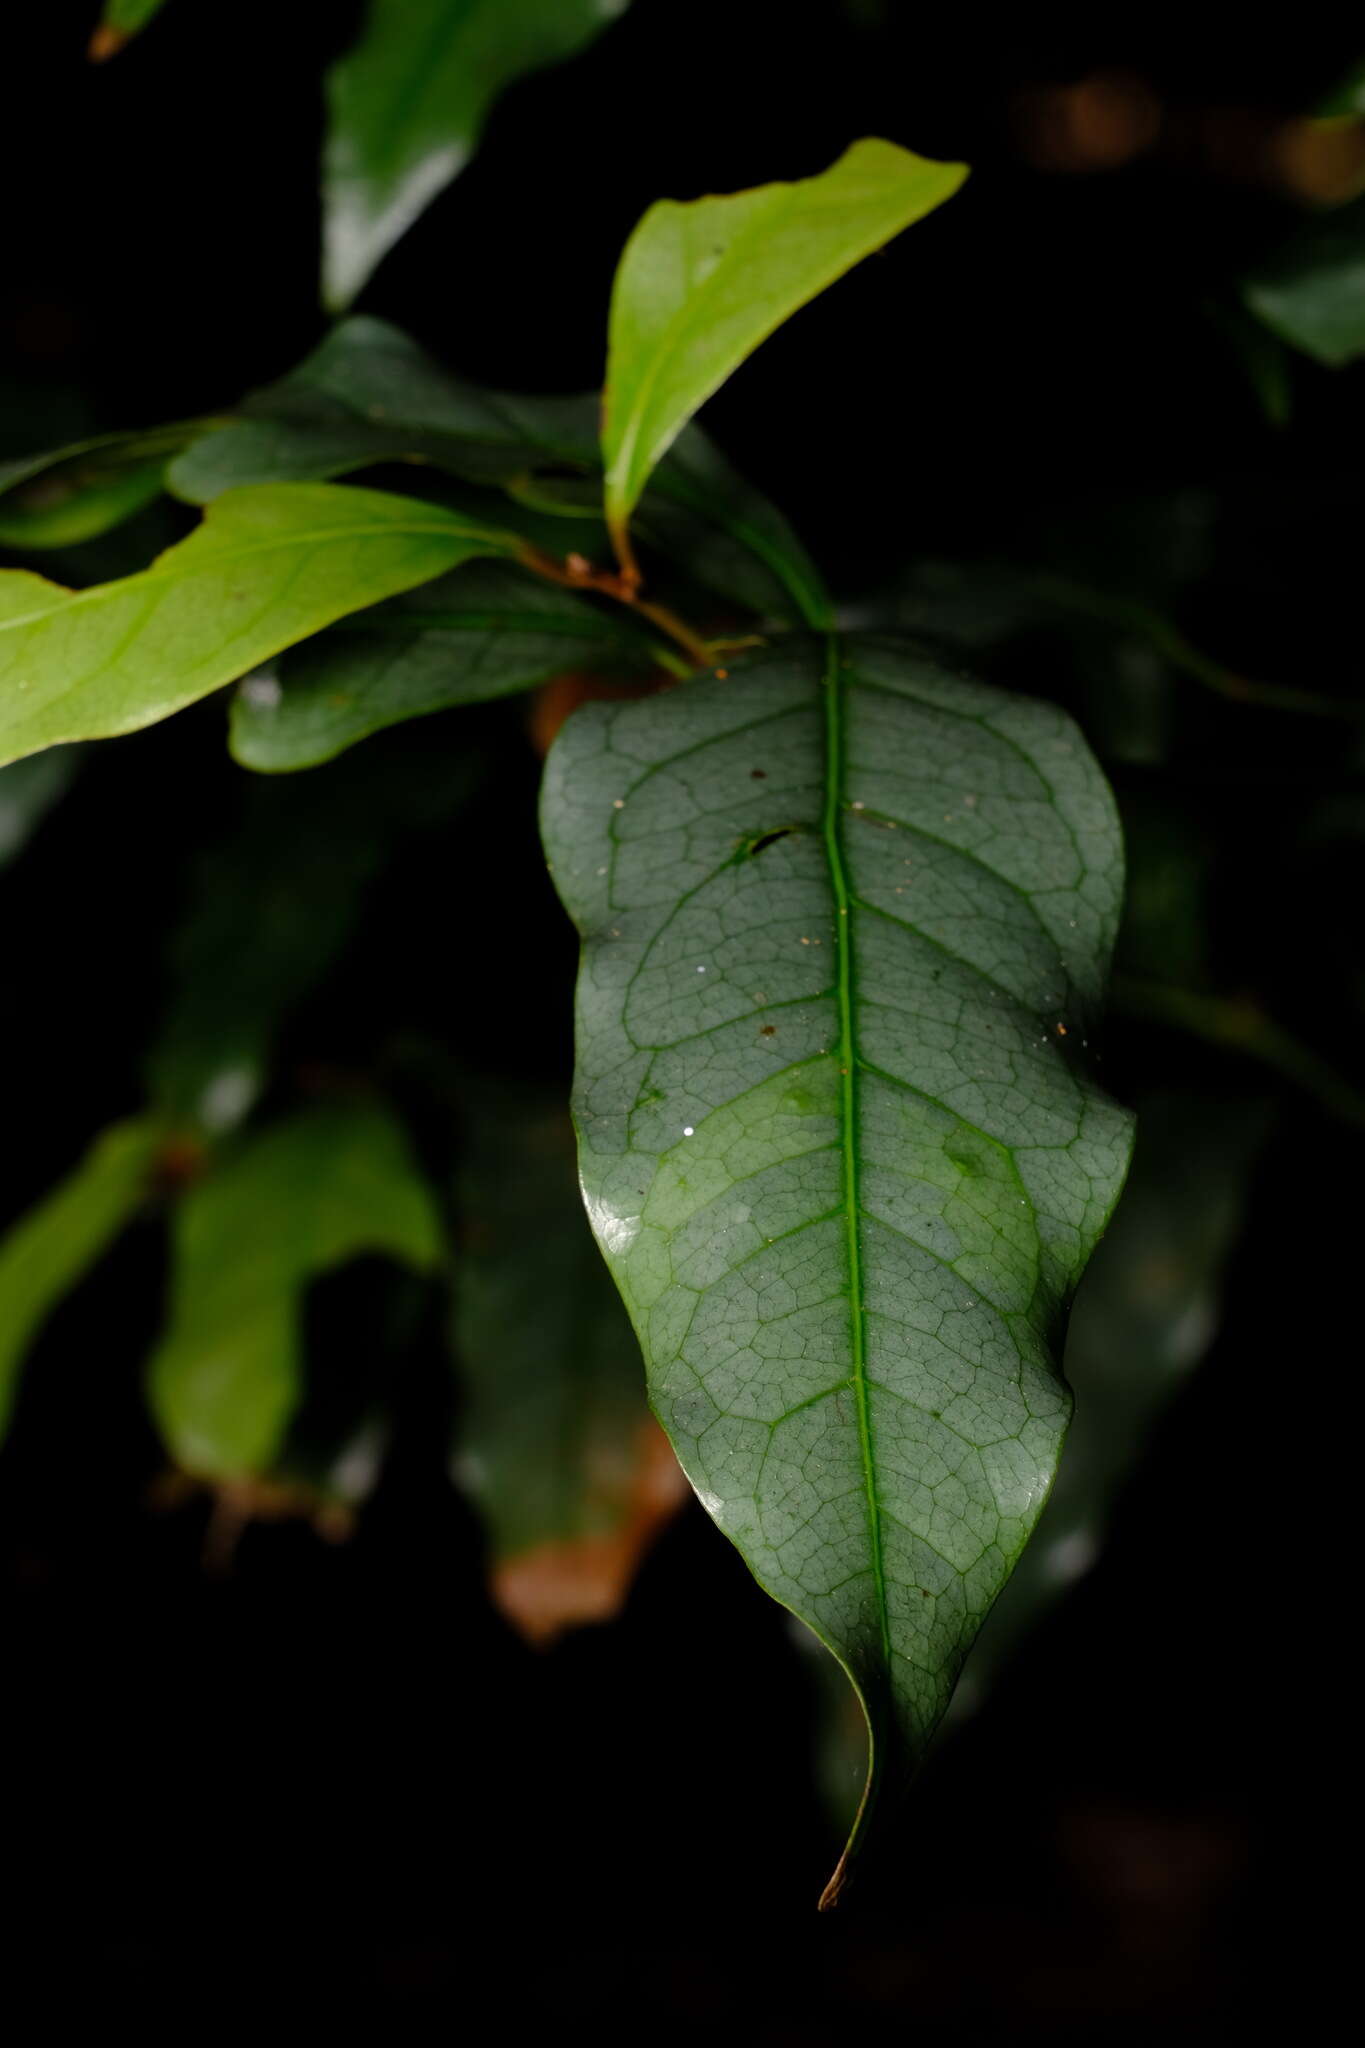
0,422,208,549
322,0,633,309
145,733,480,1128
0,1118,162,1444
146,1098,443,1480
451,1084,686,1644
1243,192,1365,365
0,750,78,867
89,0,171,62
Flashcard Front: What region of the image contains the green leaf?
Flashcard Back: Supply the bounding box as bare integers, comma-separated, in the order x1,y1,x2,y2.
148,737,478,1124
1243,193,1365,366
90,0,170,59
147,1101,443,1479
0,751,79,867
0,1119,161,1443
0,481,515,770
541,634,1131,1903
0,424,207,550
168,318,598,502
1318,57,1365,119
601,139,967,573
170,316,828,623
229,560,656,771
633,426,832,628
323,0,630,310
452,1087,686,1642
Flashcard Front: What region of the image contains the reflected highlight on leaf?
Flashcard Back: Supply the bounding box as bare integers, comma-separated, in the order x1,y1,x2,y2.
543,634,1131,1901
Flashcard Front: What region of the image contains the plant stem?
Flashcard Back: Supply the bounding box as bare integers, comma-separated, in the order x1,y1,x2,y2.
516,542,714,668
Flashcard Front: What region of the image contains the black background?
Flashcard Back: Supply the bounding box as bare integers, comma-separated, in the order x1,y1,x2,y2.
1,3,1354,2033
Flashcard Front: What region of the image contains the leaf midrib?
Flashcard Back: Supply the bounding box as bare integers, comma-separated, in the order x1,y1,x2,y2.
821,631,891,1672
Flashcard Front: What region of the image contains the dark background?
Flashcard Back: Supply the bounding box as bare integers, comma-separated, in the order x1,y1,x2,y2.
2,2,1355,2033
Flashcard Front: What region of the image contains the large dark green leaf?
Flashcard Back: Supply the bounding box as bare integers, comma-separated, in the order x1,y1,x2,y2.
229,560,656,772
452,1088,686,1642
542,634,1131,1902
0,424,207,550
0,1119,161,1443
170,316,827,623
147,1101,443,1478
602,140,967,572
1243,193,1365,366
0,481,514,769
323,0,630,309
168,317,598,501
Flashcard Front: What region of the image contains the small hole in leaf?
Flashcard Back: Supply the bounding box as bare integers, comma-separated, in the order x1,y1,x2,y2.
749,827,795,857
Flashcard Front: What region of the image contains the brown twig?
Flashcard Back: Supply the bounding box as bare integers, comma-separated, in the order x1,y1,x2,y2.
516,542,715,669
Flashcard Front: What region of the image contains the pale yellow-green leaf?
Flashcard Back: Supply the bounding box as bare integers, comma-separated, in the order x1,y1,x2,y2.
602,139,967,572
0,1119,162,1441
0,482,515,769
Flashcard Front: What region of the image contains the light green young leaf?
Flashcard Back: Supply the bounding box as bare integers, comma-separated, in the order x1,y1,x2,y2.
542,634,1131,1903
0,481,515,770
0,1119,162,1442
602,139,967,575
1243,193,1365,366
452,1087,686,1643
0,424,208,550
170,316,828,624
230,560,656,771
147,1101,443,1479
323,0,630,310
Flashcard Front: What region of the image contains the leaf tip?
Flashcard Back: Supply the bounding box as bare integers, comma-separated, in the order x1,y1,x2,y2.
87,25,128,61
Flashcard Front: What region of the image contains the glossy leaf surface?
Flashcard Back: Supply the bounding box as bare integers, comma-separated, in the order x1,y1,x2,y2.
602,139,967,564
452,1088,686,1642
542,634,1131,1901
171,316,826,623
323,0,629,309
1243,194,1365,365
147,735,476,1123
0,1119,160,1441
0,481,513,769
147,1101,443,1478
230,560,654,771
